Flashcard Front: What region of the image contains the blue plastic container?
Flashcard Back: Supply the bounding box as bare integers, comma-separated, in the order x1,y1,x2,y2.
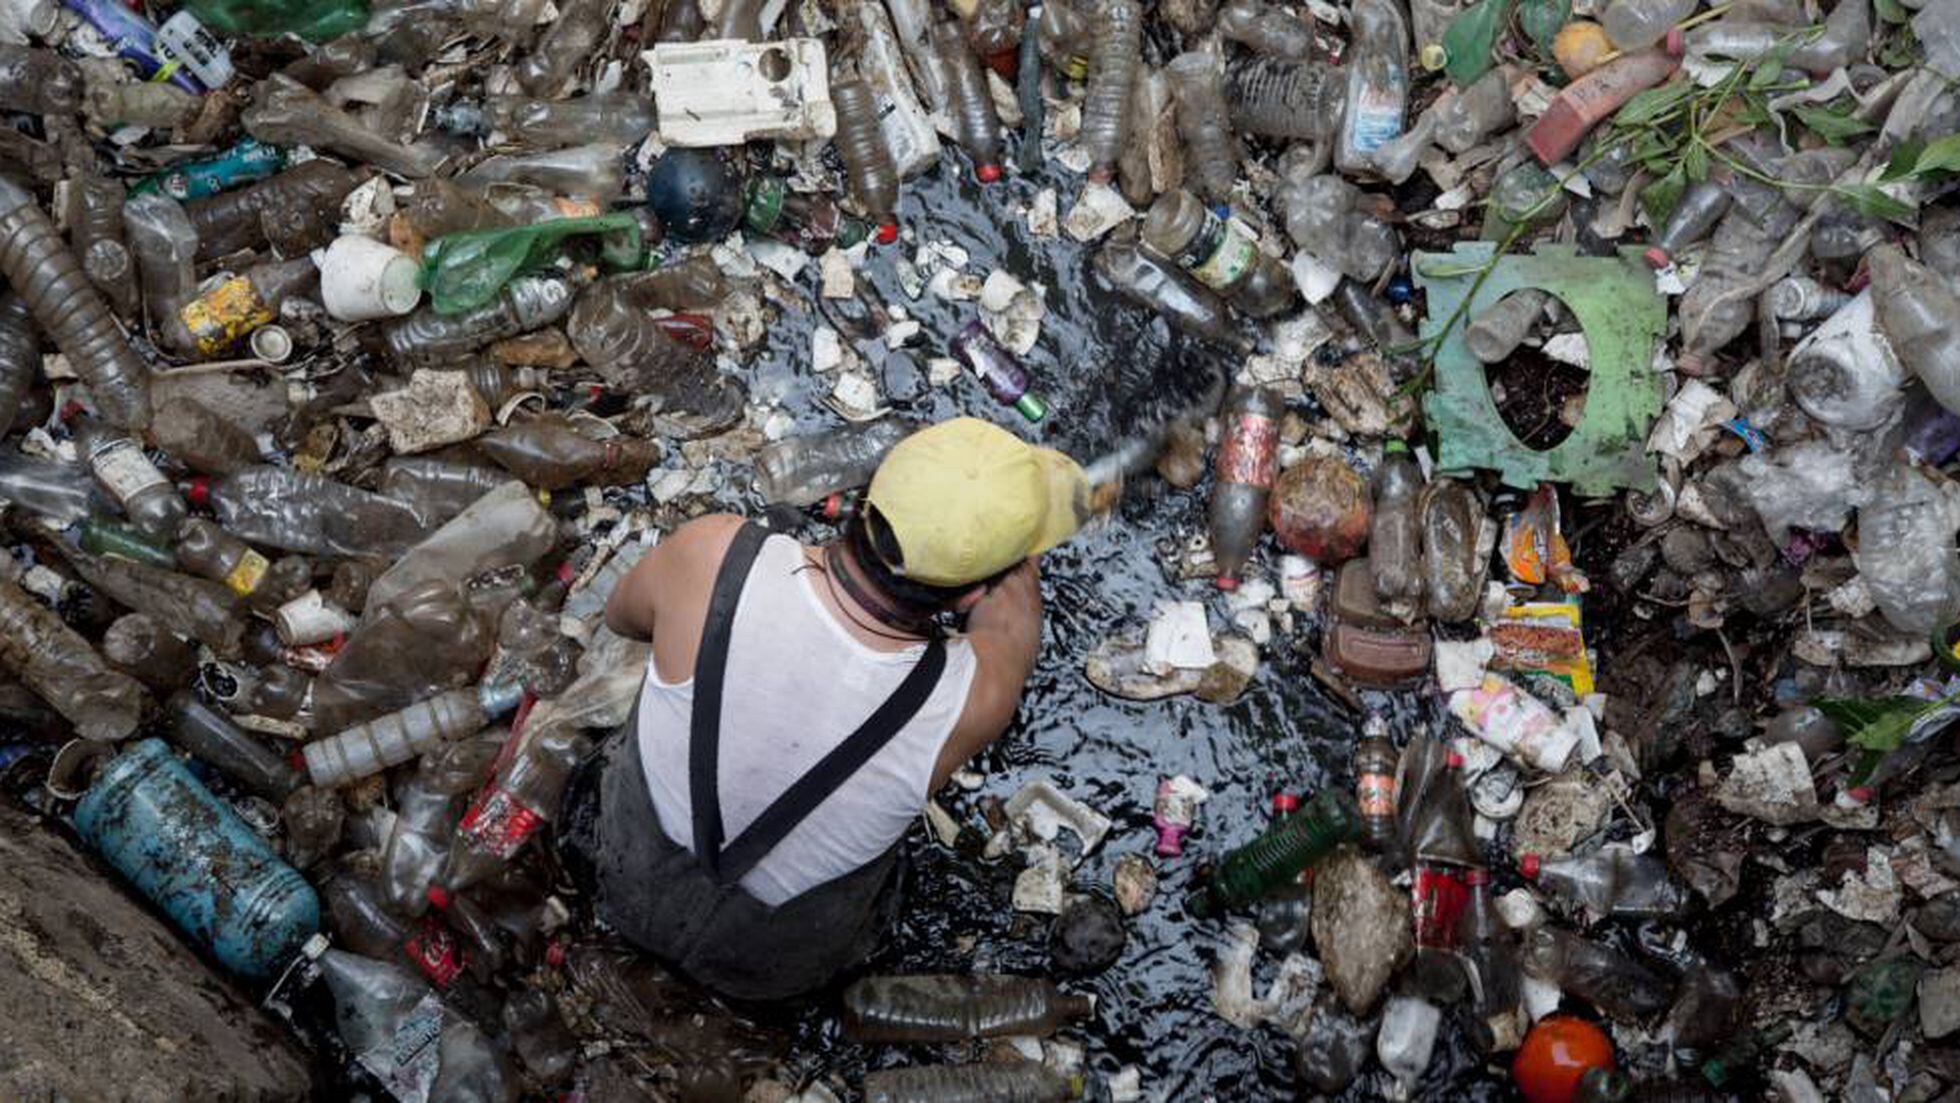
74,738,320,979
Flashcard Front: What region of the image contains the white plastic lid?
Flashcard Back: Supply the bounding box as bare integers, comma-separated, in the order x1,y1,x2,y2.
377,254,422,316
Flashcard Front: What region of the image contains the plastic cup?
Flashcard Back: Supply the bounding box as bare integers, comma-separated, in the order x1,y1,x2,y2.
316,236,421,322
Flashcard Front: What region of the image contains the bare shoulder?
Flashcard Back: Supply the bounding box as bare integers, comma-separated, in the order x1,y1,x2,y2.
658,513,749,566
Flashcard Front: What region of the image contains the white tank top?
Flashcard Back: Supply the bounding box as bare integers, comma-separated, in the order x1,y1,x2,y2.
635,534,977,905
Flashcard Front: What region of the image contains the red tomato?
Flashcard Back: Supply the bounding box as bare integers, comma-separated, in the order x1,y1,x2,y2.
1513,1016,1615,1103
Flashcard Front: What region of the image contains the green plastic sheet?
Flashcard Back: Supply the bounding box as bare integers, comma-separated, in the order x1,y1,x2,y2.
420,213,644,315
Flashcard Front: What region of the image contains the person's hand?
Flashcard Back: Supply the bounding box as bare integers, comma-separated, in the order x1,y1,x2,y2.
966,557,1042,662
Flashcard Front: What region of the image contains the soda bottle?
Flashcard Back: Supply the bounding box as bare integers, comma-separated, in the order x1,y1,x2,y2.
1209,386,1281,590
304,682,524,788
441,724,588,890
102,612,197,687
382,275,577,368
165,688,304,800
841,974,1095,1042
1080,0,1142,183
1164,52,1240,205
183,159,363,260
475,413,662,491
949,320,1049,422
0,577,147,740
361,480,555,616
189,466,427,559
936,21,1005,182
310,579,494,732
863,1064,1074,1103
1093,236,1248,351
755,419,920,507
1465,288,1553,364
964,0,1024,74
1353,715,1398,851
1457,866,1522,1053
1421,478,1486,622
1870,242,1960,417
1184,791,1360,917
1369,441,1423,615
743,176,868,253
383,738,500,915
1520,927,1674,1020
57,543,245,656
1277,173,1399,284
1218,0,1315,57
1521,844,1687,918
1141,190,1295,319
829,79,901,243
1336,0,1410,178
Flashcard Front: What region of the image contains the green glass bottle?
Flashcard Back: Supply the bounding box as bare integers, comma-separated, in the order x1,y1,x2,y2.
78,516,177,570
184,0,370,42
1185,791,1360,918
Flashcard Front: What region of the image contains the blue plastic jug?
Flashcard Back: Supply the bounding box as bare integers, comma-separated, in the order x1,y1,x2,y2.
74,738,320,979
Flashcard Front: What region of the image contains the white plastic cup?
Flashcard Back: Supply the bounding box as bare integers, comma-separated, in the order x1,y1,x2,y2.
316,236,422,322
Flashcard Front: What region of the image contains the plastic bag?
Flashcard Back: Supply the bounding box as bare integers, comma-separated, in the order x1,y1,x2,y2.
421,213,645,315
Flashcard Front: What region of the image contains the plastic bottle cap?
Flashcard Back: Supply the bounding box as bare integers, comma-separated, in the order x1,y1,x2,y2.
875,221,900,245
1418,43,1448,70
185,477,211,507
976,163,1002,184
1846,785,1874,804
1385,439,1410,455
1087,166,1115,185
1520,853,1541,879
1445,750,1465,769
1664,25,1685,56
1642,246,1670,270
426,885,452,910
1272,793,1300,816
1215,574,1240,591
1014,392,1049,423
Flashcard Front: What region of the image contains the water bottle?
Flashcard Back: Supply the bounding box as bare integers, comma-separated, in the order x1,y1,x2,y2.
1851,463,1960,636
1464,288,1552,364
174,517,273,603
0,450,102,525
1141,190,1296,319
379,455,517,528
830,79,901,242
0,577,147,740
123,192,200,355
1354,715,1399,850
305,682,524,788
1870,242,1960,417
75,738,320,978
67,171,140,322
841,975,1096,1042
1185,791,1360,917
1601,0,1696,49
182,159,363,260
1521,844,1687,918
58,543,245,656
75,418,186,538
1219,0,1316,57
1432,64,1517,153
102,612,197,687
166,689,305,800
863,1064,1074,1103
949,320,1049,422
1093,236,1247,350
1642,178,1732,269
1035,0,1094,77
315,945,508,1100
1080,0,1142,183
755,419,920,507
382,275,577,367
1227,57,1344,147
189,465,427,558
1278,172,1399,286
1785,291,1905,431
936,21,1005,183
1336,0,1410,177
1165,52,1241,204
1677,183,1799,374
383,739,500,915
1209,386,1282,590
476,414,663,490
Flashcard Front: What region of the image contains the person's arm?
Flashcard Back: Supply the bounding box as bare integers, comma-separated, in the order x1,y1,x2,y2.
931,558,1042,790
603,513,745,641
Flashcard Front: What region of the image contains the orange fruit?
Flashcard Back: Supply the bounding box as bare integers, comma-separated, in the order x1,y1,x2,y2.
1514,1015,1615,1103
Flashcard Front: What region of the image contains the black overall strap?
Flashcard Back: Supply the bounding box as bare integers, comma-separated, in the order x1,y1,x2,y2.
689,522,949,888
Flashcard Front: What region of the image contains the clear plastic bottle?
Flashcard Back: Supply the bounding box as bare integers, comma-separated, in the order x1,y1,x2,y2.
1642,179,1732,269
1336,0,1410,178
1277,173,1398,283
1227,58,1344,148
0,292,33,438
1852,463,1960,636
1353,715,1399,850
0,451,103,525
182,159,363,260
1768,276,1852,322
1165,52,1240,205
0,177,152,431
102,611,196,687
515,0,605,95
1600,0,1696,49
0,576,147,741
1209,386,1282,590
475,414,662,491
305,682,523,788
1520,926,1674,1020
0,43,82,112
69,171,140,322
841,975,1095,1042
74,418,186,539
1093,236,1248,351
311,579,494,733
150,396,260,478
60,542,245,655
1870,242,1960,418
1036,0,1094,78
1218,0,1316,57
382,276,577,368
379,456,514,529
363,480,556,615
1432,64,1517,153
243,74,441,181
830,78,901,241
190,465,427,559
458,145,625,204
502,988,577,1085
755,419,920,507
1456,867,1520,1051
1465,288,1552,364
317,946,508,1102
441,724,588,890
1677,178,1797,374
1421,478,1485,621
1080,0,1142,183
950,320,1049,422
174,516,273,603
1522,844,1687,917
383,738,499,915
566,279,714,390
1409,749,1480,865
1370,441,1423,614
477,93,654,147
864,1064,1073,1103
123,192,200,355
1142,190,1296,319
936,21,1005,183
166,688,304,800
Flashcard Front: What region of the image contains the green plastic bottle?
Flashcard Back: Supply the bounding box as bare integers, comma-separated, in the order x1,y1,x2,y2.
1185,791,1360,918
79,516,178,570
184,0,370,41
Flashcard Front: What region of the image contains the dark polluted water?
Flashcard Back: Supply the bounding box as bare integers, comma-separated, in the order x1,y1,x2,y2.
721,157,1505,1100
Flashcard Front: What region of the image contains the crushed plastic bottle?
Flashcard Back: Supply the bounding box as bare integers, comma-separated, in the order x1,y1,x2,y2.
1165,52,1242,205
842,974,1095,1042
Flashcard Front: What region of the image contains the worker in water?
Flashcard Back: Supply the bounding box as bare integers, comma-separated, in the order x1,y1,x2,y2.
563,418,1089,1001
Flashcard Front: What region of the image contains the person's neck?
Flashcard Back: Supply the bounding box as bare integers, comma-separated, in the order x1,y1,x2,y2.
826,541,933,640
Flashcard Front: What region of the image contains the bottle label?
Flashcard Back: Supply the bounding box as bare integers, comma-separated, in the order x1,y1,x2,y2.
404,920,466,988
180,277,273,356
1215,412,1279,489
458,787,544,861
1356,770,1397,818
88,439,169,504
357,991,444,1103
1411,865,1469,950
222,549,270,597
275,591,356,646
1348,82,1405,154
1178,209,1258,291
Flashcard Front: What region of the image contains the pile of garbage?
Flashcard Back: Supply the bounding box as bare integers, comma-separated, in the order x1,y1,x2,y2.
0,0,1958,1093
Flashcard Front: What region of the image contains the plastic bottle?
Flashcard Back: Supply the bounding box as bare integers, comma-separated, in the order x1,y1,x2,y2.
0,451,102,525
0,42,81,112
1677,179,1797,374
151,396,262,476
79,514,175,569
936,21,1005,183
243,73,442,181
311,580,494,733
1522,845,1687,918
184,0,364,40
1521,927,1674,1020
1277,173,1398,284
830,79,901,242
1336,0,1410,177
1219,0,1315,57
744,176,868,253
1600,0,1696,49
1153,775,1208,856
305,683,523,788
1354,715,1399,851
1852,463,1960,636
122,192,200,355
363,481,555,615
755,419,919,507
567,283,713,390
441,725,587,890
316,946,508,1101
1163,53,1240,205
1869,242,1960,418
1421,478,1486,622
1642,180,1732,269
1093,236,1248,351
841,975,1095,1042
1081,0,1142,183
177,256,317,357
863,1064,1074,1103
1409,749,1480,865
191,466,428,559
1227,58,1344,147
384,739,499,916
1141,191,1295,319
1209,386,1282,590
475,414,662,491
132,139,286,204
1458,867,1522,1052
1433,64,1517,153
0,292,33,437
1466,288,1552,364
1185,791,1359,917
1450,675,1579,774
102,612,196,686
515,0,604,95
81,70,202,130
382,276,577,368
183,159,363,261
949,320,1049,422
1370,441,1424,613
59,542,245,655
1527,47,1680,165
0,177,151,431
1699,1023,1792,1089
0,577,147,740
1768,276,1851,322
173,517,273,603
67,172,140,323
166,689,304,800
1036,0,1093,77
74,419,186,539
1377,994,1442,1087
379,456,515,529
502,989,576,1085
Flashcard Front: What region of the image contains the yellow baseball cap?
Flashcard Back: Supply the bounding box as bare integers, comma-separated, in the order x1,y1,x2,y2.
865,418,1089,586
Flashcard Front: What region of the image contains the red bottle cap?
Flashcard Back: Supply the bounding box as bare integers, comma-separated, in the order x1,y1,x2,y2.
1445,750,1465,769
1846,785,1874,804
1642,246,1670,270
875,221,899,245
1271,793,1300,816
545,938,568,969
1665,25,1686,56
426,885,452,911
1215,574,1240,591
185,476,211,507
1520,853,1542,879
976,163,1002,184
555,561,576,583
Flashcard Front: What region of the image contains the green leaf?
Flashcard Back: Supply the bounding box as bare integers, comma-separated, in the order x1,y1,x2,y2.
1879,22,1920,67
1837,183,1917,222
1615,81,1696,127
1640,164,1688,227
1875,0,1910,23
1792,104,1875,144
1684,142,1709,182
1814,696,1933,753
1881,138,1928,182
1913,134,1960,177
1748,36,1802,88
